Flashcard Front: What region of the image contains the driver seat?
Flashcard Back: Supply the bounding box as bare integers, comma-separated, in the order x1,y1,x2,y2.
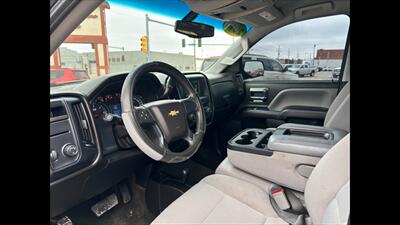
151,134,350,225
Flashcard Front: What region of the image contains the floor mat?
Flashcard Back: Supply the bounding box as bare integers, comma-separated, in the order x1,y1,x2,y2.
66,182,156,225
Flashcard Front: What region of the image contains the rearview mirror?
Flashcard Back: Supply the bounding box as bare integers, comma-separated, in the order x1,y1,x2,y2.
244,60,264,77
175,20,214,38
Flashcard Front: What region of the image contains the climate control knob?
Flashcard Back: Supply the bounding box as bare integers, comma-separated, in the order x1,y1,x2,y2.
62,144,79,157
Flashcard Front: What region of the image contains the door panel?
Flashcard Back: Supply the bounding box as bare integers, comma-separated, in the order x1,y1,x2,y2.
237,80,340,128
268,88,336,111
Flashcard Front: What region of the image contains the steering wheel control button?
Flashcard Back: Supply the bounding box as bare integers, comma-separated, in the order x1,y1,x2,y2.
50,150,58,161
136,109,152,123
62,144,79,157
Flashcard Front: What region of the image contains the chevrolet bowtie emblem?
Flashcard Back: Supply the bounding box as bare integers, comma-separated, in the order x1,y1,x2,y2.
168,110,179,117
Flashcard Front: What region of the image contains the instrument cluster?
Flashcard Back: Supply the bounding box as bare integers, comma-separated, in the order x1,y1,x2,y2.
92,92,145,120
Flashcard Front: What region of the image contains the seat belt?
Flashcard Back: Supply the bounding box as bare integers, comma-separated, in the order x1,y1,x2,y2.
268,184,309,225
337,25,350,95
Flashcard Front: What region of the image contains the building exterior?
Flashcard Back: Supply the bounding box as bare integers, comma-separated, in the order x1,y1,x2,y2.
56,48,198,74
278,58,303,65
106,51,197,73
314,49,344,68
50,2,110,77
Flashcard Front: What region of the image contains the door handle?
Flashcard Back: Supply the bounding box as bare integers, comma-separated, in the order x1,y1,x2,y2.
249,88,269,102
250,96,268,101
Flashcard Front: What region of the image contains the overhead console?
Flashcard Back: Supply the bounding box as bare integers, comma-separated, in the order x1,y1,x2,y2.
227,123,347,192
182,0,283,27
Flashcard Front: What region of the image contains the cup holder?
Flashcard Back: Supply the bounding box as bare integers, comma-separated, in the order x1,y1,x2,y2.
235,139,252,145
247,131,261,138
234,130,262,145
228,129,274,156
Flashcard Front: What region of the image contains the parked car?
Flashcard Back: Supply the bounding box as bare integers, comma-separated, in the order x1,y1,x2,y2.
287,64,314,77
309,65,318,74
332,67,341,78
317,66,323,72
323,66,333,71
50,68,90,85
282,64,294,70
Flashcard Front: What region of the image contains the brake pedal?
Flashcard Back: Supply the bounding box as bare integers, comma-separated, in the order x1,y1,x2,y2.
91,193,119,217
118,183,131,204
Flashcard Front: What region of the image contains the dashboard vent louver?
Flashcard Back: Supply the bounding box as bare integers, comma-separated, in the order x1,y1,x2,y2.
50,103,68,122
72,102,94,145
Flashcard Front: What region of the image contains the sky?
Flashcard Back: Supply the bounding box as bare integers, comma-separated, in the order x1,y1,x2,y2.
250,15,350,59
62,1,349,60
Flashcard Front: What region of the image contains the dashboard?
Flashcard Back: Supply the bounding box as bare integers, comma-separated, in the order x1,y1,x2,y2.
49,70,241,218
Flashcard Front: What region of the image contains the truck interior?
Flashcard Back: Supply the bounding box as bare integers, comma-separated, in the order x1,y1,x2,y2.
50,0,350,224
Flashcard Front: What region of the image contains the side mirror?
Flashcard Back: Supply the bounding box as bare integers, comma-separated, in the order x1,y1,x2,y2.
282,66,288,72
243,60,264,77
175,20,214,38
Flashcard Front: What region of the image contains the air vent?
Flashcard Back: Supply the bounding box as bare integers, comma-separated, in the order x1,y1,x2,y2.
50,102,68,122
72,102,94,145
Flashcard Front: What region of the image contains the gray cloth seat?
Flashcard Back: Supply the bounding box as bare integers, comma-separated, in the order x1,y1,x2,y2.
151,134,350,225
323,82,350,132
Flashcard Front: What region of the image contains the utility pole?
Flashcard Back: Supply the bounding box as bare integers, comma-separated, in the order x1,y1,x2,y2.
313,44,316,58
144,14,176,63
193,38,196,70
277,45,280,59
313,44,318,66
145,14,150,62
288,48,290,60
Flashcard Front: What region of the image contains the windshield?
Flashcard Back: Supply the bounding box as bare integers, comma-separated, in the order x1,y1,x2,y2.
50,0,242,86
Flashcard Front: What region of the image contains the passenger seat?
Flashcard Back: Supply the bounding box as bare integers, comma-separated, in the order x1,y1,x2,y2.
151,134,350,225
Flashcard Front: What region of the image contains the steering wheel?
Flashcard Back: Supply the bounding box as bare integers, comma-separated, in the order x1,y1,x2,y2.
121,61,206,163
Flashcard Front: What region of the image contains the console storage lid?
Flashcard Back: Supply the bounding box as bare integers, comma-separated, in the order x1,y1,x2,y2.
268,123,348,157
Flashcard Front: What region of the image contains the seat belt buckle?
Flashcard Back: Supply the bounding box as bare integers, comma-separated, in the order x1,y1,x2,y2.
271,188,291,210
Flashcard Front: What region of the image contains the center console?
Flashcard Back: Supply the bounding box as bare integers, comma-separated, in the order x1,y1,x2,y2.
226,123,347,192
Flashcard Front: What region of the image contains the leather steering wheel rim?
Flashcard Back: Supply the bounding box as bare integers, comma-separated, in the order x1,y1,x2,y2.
121,61,206,163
